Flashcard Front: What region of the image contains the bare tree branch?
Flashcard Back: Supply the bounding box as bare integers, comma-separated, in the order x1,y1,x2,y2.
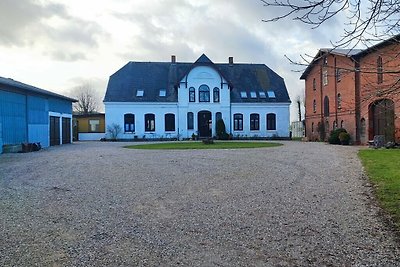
69,84,99,115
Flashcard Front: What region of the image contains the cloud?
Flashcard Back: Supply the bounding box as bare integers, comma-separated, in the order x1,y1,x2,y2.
0,0,108,62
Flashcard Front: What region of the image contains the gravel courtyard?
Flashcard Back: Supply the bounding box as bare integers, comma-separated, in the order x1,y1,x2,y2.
0,141,399,266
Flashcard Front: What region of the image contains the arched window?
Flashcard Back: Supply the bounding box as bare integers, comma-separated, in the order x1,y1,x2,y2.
213,87,220,102
337,93,342,109
187,112,194,130
311,122,314,133
267,113,276,130
313,99,317,113
324,96,330,117
333,120,337,130
124,113,135,132
145,113,155,132
199,85,210,102
189,87,195,102
340,120,344,129
164,113,175,131
250,113,259,131
360,118,366,137
233,113,243,131
313,78,316,90
377,56,383,84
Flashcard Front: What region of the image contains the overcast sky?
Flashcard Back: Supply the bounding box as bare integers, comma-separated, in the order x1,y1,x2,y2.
0,0,346,121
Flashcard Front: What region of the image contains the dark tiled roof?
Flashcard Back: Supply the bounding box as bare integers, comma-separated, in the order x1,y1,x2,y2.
301,34,400,79
104,55,291,104
0,76,77,102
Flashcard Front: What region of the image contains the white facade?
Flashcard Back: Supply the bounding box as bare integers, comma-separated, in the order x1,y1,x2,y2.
105,64,291,140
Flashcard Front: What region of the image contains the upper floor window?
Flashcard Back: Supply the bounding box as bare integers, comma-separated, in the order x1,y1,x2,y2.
233,113,243,131
240,91,247,98
324,96,330,117
250,113,260,131
259,91,266,98
164,113,175,131
377,56,383,84
311,122,314,133
323,56,328,65
313,99,317,113
199,85,210,102
336,68,341,82
124,113,135,132
313,78,316,90
337,93,342,109
267,91,276,98
136,90,144,97
323,70,328,86
267,113,276,130
145,113,155,132
187,112,194,130
213,87,220,102
250,92,257,98
159,89,166,97
189,87,195,102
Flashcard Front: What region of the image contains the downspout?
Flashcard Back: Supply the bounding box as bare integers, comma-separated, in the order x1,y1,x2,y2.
354,59,361,144
334,57,338,127
320,62,324,140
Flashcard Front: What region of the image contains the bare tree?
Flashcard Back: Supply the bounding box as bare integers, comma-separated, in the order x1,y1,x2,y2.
261,0,400,99
261,0,400,47
70,84,99,114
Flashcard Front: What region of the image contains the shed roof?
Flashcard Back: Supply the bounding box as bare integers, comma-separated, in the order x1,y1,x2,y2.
0,76,77,102
104,54,291,104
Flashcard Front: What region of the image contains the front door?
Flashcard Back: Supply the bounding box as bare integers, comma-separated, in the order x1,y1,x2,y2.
50,116,60,146
198,111,212,138
370,99,395,142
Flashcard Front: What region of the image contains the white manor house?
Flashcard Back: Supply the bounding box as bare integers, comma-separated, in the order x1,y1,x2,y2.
104,54,291,139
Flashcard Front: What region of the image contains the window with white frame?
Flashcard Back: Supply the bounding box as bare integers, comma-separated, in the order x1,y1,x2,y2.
89,119,100,132
213,87,220,102
124,114,135,132
136,90,144,97
189,87,195,102
164,113,175,131
234,113,243,131
145,113,155,132
250,113,259,130
267,113,276,130
323,70,328,86
199,85,210,102
187,112,194,130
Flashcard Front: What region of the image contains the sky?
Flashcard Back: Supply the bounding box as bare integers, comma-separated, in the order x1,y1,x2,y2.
0,0,346,121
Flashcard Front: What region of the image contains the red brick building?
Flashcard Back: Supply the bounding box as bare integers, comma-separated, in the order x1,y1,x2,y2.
301,35,400,144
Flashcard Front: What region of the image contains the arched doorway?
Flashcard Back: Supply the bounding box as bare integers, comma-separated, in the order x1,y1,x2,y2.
198,111,212,138
369,99,395,142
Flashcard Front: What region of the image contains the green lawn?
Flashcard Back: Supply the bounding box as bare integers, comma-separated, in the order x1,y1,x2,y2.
358,149,400,227
125,141,283,150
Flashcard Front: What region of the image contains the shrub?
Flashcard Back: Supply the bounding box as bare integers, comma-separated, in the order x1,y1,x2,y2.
107,123,122,140
339,132,351,145
328,128,347,144
216,119,229,140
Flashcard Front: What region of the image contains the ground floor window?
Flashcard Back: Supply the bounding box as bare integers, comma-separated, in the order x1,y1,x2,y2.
145,113,155,132
165,113,175,131
124,113,135,132
250,113,259,130
89,119,100,132
187,112,194,130
234,113,243,131
267,113,276,130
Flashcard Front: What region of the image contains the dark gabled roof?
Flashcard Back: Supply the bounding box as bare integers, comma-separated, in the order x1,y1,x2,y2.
104,55,291,104
300,34,400,79
0,76,77,102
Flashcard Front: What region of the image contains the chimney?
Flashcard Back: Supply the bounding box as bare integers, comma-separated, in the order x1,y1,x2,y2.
229,56,233,66
171,55,176,64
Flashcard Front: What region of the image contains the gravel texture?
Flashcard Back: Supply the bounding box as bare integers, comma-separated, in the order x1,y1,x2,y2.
0,141,399,266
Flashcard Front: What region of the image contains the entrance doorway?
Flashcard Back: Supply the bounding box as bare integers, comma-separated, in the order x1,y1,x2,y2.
369,99,395,142
198,111,212,138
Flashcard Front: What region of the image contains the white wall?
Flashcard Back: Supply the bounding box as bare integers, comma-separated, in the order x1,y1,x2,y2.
231,103,290,138
105,102,178,139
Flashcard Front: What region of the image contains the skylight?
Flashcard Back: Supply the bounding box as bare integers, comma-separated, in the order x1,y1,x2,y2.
159,89,166,97
250,91,257,98
267,90,276,98
136,90,144,97
259,91,266,98
240,91,247,98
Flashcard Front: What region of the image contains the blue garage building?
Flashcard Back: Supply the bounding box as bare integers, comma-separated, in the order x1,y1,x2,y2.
0,76,76,153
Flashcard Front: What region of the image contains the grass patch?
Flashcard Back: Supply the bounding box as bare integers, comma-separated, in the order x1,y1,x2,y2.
125,141,283,150
359,149,400,227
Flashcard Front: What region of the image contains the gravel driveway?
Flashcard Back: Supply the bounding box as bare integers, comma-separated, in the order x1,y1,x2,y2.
0,141,399,266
